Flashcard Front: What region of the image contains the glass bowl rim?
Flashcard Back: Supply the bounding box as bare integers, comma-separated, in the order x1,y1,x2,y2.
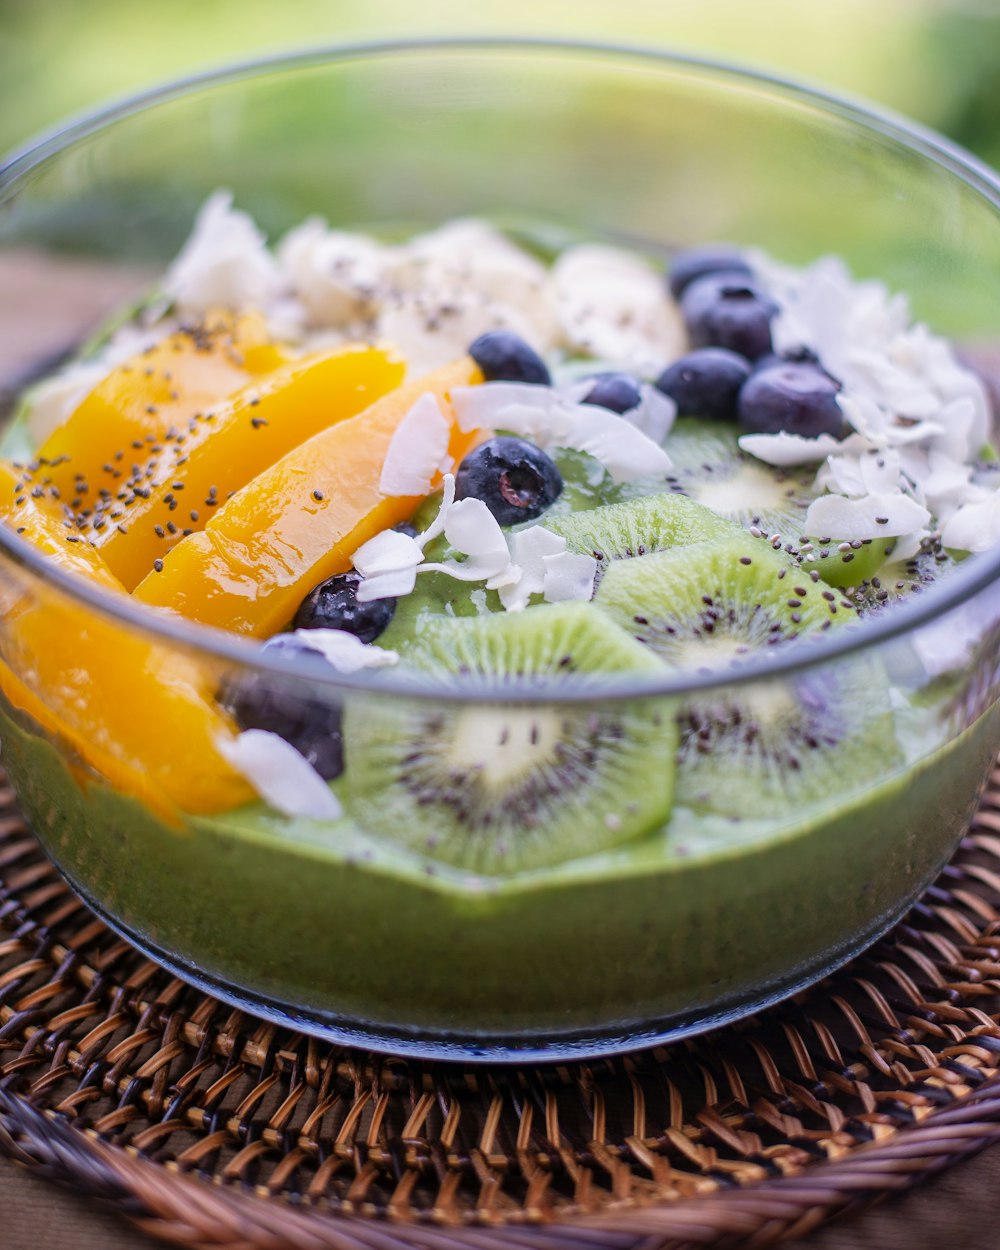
3,34,1000,707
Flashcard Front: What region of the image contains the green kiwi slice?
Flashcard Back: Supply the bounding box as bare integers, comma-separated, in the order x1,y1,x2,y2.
594,536,898,817
542,493,736,586
674,654,900,817
595,536,848,670
343,603,677,875
839,535,958,616
656,417,820,536
655,418,895,589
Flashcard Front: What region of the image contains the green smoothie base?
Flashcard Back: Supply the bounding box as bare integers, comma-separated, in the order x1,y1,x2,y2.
4,694,998,1046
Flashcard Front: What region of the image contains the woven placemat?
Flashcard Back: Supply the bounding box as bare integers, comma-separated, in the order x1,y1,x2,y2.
4,768,1000,1250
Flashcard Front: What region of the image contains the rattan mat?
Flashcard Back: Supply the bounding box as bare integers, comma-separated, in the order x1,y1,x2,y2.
5,769,1000,1250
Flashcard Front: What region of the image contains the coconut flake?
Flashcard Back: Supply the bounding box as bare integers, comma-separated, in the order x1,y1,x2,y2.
542,550,597,603
421,497,513,582
803,491,931,540
288,629,398,671
379,393,451,496
942,493,1000,553
628,384,677,444
163,191,281,316
562,404,672,482
738,431,846,467
499,525,564,610
352,528,424,602
451,383,565,435
218,730,342,820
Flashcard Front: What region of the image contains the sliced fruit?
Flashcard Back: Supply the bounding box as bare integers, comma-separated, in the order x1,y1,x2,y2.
674,655,900,817
848,538,958,616
595,535,846,669
593,534,896,818
543,493,736,586
343,603,676,874
30,310,285,510
658,417,820,536
133,358,482,637
88,344,405,589
658,418,894,588
0,461,253,816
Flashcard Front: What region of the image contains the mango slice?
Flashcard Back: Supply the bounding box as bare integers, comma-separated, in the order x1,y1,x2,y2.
86,344,405,590
31,310,285,516
0,462,253,816
134,358,482,637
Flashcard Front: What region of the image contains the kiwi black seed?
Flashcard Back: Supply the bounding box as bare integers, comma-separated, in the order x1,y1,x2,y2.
595,535,847,671
541,493,736,588
342,603,677,874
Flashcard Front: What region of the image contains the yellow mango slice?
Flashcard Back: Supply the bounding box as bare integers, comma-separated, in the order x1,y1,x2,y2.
32,310,284,513
87,344,405,590
0,462,253,816
134,358,482,637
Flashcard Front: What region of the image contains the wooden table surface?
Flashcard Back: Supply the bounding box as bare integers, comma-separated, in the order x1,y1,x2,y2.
4,254,1000,1250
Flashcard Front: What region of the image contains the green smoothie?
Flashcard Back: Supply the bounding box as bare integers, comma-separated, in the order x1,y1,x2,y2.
4,690,997,1051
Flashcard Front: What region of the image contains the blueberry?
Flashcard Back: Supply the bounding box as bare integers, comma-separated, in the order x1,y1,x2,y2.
294,570,395,643
738,361,845,439
469,330,551,385
580,372,642,414
680,272,778,361
752,345,821,373
668,246,753,300
223,635,343,780
455,436,562,525
655,349,751,423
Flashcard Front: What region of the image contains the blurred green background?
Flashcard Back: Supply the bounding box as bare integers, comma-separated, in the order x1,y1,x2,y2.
1,0,999,169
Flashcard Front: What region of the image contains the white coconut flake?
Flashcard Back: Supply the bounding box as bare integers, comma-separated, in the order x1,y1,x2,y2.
163,191,281,316
218,730,342,821
277,218,393,325
352,528,424,602
628,384,677,444
803,491,931,540
289,629,398,671
499,525,565,610
542,550,597,603
563,404,672,482
421,497,513,581
451,383,563,435
379,393,451,496
942,494,1000,553
738,431,845,467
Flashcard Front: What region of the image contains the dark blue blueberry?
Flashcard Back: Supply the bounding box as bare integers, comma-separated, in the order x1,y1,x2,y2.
680,271,778,361
469,330,551,385
655,349,751,423
223,635,344,780
580,372,642,414
668,246,753,300
294,570,395,643
737,361,845,439
455,436,562,525
393,521,420,538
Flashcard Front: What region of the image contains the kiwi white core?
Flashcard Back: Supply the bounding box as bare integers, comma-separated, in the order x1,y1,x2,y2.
690,462,801,527
448,708,563,787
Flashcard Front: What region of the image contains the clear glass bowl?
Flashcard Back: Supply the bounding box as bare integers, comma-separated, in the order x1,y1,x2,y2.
2,39,1000,1061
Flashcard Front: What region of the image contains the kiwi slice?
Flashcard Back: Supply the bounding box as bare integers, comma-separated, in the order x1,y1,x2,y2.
593,536,896,817
595,535,849,671
655,417,821,536
655,418,895,589
542,493,736,586
848,536,958,616
343,603,677,874
675,655,899,817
